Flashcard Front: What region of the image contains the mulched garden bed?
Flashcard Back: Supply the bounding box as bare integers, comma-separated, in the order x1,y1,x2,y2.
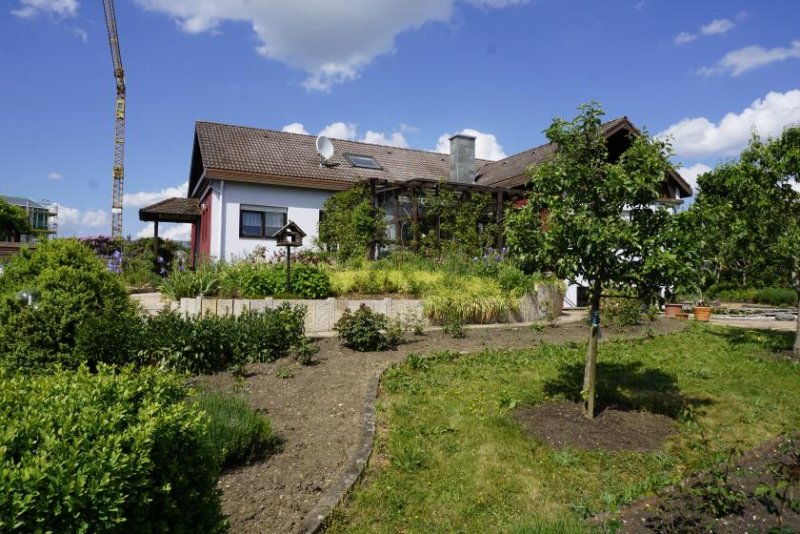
200,318,687,534
514,401,676,453
598,435,800,533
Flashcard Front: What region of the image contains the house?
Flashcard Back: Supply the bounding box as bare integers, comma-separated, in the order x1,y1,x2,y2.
0,195,59,259
140,117,691,303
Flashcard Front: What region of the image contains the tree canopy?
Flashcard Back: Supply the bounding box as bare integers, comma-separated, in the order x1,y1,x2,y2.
686,126,800,289
0,198,31,242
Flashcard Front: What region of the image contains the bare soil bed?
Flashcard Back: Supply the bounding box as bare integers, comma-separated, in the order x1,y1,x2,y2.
606,436,800,533
514,401,676,453
200,318,687,534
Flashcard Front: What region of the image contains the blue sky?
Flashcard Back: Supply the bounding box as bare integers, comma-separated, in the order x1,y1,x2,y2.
2,0,799,239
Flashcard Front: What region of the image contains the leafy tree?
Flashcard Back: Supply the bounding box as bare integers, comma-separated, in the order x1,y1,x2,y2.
317,183,385,262
689,127,800,355
688,129,800,289
0,198,31,241
505,102,678,418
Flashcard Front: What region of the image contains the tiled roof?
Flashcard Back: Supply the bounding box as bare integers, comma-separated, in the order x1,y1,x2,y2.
191,117,691,198
475,117,632,188
195,121,493,188
139,197,201,222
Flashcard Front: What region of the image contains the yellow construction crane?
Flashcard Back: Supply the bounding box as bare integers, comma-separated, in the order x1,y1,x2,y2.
102,0,125,238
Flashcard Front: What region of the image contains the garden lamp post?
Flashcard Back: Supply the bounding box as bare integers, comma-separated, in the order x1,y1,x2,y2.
272,222,306,294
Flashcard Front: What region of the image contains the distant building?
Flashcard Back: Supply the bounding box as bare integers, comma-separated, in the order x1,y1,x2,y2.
0,195,58,242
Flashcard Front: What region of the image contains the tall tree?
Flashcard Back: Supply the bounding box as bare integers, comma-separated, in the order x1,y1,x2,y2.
689,130,800,289
690,127,800,354
505,102,678,419
0,198,31,242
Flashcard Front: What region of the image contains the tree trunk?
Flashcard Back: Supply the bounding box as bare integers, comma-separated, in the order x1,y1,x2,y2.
794,302,800,360
583,279,602,419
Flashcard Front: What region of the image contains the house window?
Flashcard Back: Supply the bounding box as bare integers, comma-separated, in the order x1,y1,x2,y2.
344,153,382,170
239,206,287,238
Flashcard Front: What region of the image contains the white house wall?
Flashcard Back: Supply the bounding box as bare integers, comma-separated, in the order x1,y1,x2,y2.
218,181,332,261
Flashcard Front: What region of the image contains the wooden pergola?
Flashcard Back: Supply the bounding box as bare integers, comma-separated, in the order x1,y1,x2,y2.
364,177,525,259
138,197,201,266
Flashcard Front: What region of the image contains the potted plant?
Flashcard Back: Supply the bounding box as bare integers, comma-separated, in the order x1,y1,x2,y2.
692,265,713,322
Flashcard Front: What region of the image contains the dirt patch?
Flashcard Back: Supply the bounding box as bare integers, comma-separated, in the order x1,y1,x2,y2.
514,401,676,453
200,317,687,534
605,436,800,533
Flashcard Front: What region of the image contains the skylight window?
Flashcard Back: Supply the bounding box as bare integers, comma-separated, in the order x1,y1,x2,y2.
344,153,382,170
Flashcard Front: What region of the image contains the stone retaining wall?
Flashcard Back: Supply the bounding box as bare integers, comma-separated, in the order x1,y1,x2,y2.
178,285,563,334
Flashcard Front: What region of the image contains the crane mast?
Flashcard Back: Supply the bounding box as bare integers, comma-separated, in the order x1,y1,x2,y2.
102,0,125,238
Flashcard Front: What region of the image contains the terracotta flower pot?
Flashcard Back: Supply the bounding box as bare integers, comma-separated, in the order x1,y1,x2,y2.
664,303,683,318
693,306,712,322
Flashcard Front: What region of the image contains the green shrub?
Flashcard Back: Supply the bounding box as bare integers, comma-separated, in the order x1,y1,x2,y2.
0,239,136,372
601,291,643,327
140,304,307,374
497,264,535,294
334,304,396,351
194,391,274,468
290,263,332,299
0,365,226,533
160,265,220,300
756,287,797,307
707,285,797,306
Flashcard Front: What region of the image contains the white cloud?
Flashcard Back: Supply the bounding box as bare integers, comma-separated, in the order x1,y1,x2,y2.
675,17,735,46
361,131,409,148
634,1,646,12
56,205,110,236
674,31,697,45
132,0,525,91
318,122,358,140
435,128,507,160
137,222,192,241
658,89,800,158
291,121,409,147
11,0,77,18
698,40,800,76
281,122,310,135
47,171,62,180
72,27,88,43
700,18,734,36
678,163,712,193
123,181,189,208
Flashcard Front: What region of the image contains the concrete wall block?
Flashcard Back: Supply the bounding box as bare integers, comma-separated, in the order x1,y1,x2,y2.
200,297,217,317
217,299,234,316
250,299,267,312
233,299,251,316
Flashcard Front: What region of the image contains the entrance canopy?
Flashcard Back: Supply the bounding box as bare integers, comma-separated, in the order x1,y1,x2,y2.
138,197,201,224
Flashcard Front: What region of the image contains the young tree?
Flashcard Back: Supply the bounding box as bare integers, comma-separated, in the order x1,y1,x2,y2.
0,198,31,242
505,102,677,419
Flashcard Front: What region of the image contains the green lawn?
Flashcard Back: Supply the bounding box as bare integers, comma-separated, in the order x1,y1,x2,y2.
327,325,800,533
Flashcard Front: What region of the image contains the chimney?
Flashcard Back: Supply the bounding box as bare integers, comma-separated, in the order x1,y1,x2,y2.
449,133,476,183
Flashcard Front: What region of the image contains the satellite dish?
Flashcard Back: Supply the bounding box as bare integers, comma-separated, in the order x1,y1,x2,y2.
315,135,334,165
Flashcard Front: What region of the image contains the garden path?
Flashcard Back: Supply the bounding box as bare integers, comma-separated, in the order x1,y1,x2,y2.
200,317,686,534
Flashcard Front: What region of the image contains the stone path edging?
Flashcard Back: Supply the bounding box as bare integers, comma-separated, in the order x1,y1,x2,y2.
300,366,384,534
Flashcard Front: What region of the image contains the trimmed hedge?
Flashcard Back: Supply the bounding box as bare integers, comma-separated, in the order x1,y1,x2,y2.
0,366,226,533
708,285,798,307
0,239,136,372
140,303,307,374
